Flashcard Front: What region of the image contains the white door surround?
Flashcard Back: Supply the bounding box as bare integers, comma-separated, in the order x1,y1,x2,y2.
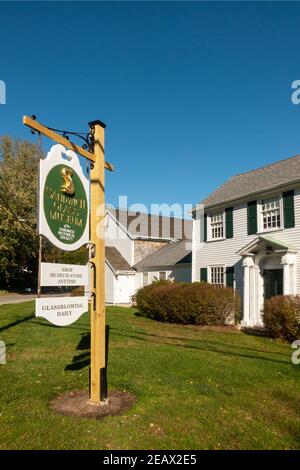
237,236,297,327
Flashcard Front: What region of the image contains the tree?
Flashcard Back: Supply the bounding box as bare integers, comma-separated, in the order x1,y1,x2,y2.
0,136,90,289
0,136,41,287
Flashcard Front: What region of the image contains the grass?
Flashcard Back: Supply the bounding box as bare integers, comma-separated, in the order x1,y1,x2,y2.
0,302,299,450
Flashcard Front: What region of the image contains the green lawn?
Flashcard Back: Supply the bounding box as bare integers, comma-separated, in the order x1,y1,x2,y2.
0,302,299,450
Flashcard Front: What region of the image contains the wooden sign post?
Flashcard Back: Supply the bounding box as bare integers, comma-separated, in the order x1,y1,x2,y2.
89,120,107,402
23,116,113,404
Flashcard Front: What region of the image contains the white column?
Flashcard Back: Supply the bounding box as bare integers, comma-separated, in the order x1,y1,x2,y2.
242,264,250,326
242,256,254,327
281,253,296,295
252,265,262,326
283,264,290,295
256,267,264,327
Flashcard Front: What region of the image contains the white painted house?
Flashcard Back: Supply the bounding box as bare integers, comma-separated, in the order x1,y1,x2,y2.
105,208,192,304
192,154,300,327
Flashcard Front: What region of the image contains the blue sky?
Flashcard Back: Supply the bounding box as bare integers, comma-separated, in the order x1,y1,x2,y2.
1,1,300,217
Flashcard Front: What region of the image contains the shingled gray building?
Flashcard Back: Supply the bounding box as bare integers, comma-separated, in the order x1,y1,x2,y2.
105,208,192,304
134,239,192,288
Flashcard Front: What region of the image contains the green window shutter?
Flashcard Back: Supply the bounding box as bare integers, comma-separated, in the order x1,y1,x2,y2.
225,207,233,239
204,213,207,242
226,266,234,287
247,200,257,235
200,267,207,282
283,190,295,228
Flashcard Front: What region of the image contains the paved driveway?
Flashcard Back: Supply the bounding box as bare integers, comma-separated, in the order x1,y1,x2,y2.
0,295,133,306
0,293,70,305
0,294,37,305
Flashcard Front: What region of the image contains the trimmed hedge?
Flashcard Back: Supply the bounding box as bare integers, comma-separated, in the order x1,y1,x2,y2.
263,295,300,341
134,281,240,326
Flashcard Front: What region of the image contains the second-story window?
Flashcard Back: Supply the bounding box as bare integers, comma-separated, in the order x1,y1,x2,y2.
261,196,281,230
210,211,224,239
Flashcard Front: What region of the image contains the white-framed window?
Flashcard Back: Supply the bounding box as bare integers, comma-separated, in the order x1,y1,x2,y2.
210,211,224,240
259,194,282,232
142,272,149,287
159,271,167,281
209,266,225,285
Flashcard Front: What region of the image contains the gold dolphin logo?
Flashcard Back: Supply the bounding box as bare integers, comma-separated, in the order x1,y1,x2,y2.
61,167,75,196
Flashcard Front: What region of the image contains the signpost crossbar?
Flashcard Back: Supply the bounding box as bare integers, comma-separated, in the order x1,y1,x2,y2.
23,116,114,171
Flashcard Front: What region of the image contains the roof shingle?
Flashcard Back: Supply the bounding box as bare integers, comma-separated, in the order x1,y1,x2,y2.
134,240,192,270
105,246,135,272
202,154,300,207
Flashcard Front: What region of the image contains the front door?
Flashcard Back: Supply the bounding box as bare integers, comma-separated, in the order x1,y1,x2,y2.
264,269,283,299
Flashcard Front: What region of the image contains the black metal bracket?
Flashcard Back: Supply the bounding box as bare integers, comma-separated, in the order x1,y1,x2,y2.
90,292,96,311
88,120,107,166
88,261,96,289
29,115,95,154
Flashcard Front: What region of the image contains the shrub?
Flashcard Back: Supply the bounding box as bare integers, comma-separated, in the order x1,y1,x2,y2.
132,280,171,313
135,281,240,326
263,295,300,341
70,286,85,296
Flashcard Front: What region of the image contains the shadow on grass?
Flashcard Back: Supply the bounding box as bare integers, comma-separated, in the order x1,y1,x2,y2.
30,319,89,332
65,332,90,371
109,327,290,366
242,327,271,338
65,351,90,370
64,321,291,372
0,314,35,333
65,326,110,372
112,325,287,356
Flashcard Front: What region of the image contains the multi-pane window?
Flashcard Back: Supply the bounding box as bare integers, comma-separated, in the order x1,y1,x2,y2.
143,272,148,287
261,196,281,230
210,266,224,285
210,212,224,239
159,271,167,281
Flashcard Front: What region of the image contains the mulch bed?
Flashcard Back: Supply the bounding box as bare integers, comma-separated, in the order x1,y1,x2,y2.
51,390,136,419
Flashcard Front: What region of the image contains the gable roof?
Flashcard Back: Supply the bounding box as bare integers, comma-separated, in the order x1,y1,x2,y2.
134,240,192,270
107,207,192,241
236,235,298,256
201,154,300,208
105,246,135,273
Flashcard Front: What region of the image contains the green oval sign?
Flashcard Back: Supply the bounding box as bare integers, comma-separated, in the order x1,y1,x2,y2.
43,164,88,245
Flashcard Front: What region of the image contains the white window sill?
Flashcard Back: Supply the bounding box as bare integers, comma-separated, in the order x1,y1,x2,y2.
206,238,226,243
256,227,284,235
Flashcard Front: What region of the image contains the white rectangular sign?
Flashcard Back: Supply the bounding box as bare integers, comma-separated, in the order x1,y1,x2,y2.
35,296,88,326
41,263,88,287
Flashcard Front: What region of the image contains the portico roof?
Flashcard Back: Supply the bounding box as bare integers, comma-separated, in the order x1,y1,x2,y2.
236,235,298,257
